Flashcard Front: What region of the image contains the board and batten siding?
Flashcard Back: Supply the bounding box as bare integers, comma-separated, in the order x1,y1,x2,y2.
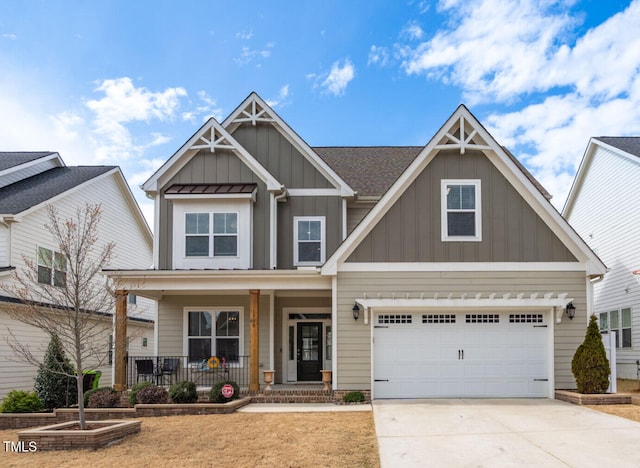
565,145,640,378
158,150,270,270
335,270,587,391
231,123,332,189
157,294,271,374
348,150,576,263
277,196,343,269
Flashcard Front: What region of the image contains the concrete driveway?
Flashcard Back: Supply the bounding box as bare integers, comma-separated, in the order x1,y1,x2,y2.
373,399,640,467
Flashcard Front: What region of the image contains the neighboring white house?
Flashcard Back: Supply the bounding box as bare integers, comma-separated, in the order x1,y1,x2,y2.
564,137,640,379
0,152,155,399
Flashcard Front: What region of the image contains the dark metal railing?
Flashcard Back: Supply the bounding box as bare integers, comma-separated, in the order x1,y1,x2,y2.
126,355,250,389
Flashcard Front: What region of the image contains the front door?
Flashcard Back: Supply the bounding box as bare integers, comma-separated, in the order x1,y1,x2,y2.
297,322,322,381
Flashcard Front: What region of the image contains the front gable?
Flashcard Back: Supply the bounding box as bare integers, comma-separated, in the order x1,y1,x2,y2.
348,149,576,262
323,105,605,275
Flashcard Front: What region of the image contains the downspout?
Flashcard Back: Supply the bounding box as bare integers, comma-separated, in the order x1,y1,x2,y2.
270,186,287,269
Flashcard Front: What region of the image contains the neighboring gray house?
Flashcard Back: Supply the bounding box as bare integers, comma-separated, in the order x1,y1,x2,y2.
0,152,155,399
564,137,640,379
108,93,605,399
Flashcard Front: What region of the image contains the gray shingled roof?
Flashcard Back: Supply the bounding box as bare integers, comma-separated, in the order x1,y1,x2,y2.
595,137,640,157
0,166,115,215
314,146,422,197
0,152,56,172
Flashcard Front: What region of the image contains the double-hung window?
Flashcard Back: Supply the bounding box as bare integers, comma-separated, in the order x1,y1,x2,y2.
37,246,67,287
294,216,325,266
441,180,481,241
185,212,238,257
599,308,632,348
186,309,242,364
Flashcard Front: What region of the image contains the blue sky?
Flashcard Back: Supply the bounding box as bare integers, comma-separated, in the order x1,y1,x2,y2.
1,0,638,227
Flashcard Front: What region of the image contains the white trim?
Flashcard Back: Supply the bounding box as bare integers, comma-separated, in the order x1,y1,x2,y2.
183,306,244,364
269,293,275,370
287,188,341,196
153,192,160,268
342,199,347,241
356,296,572,311
339,262,588,272
0,152,63,178
293,216,326,266
331,276,338,390
321,105,606,277
441,179,482,242
222,93,355,197
270,193,276,269
143,117,282,192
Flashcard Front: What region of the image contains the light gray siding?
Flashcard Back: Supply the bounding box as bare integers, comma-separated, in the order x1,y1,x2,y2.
231,123,332,189
156,294,271,367
157,150,270,269
348,150,576,263
335,270,587,391
277,196,343,269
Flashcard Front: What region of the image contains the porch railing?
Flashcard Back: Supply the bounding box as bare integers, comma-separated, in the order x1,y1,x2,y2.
126,355,250,389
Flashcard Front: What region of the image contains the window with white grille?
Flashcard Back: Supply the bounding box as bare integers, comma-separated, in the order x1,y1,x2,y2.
509,314,543,323
422,314,456,323
466,314,499,323
378,314,412,324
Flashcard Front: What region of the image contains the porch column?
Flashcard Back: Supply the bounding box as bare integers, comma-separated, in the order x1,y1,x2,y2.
249,289,260,392
114,290,128,391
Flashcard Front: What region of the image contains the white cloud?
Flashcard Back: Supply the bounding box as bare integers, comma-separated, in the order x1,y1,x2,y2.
85,77,187,161
402,21,425,40
182,90,223,122
234,43,274,66
266,85,290,108
320,59,355,96
395,0,640,206
2,33,17,40
236,30,253,40
368,45,390,67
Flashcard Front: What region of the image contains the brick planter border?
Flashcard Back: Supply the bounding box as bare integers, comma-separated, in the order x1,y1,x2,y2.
555,390,632,405
18,420,141,451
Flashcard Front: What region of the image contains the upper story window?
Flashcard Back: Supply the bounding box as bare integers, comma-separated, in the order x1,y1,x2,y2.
37,246,66,287
441,179,482,242
185,212,238,257
170,194,253,270
294,216,325,266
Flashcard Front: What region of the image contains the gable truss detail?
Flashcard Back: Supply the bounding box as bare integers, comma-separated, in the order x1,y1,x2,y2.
435,115,492,154
231,100,276,126
189,127,236,153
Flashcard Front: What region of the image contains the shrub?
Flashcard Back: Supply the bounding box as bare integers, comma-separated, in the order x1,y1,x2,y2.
0,390,45,413
169,381,198,404
571,315,611,394
83,386,115,407
87,388,118,408
209,380,240,403
34,334,77,410
129,381,154,405
343,391,365,403
136,385,169,404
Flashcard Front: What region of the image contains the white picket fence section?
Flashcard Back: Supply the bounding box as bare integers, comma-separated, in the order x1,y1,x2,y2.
602,331,617,393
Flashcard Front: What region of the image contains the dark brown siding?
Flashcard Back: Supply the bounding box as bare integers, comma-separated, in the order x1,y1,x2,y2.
347,149,576,262
232,123,332,189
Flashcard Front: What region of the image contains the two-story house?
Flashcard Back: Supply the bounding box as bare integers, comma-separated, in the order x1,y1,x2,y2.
0,152,155,399
564,137,640,379
107,93,605,399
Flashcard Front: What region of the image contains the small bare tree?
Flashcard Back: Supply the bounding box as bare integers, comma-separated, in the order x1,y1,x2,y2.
1,203,116,429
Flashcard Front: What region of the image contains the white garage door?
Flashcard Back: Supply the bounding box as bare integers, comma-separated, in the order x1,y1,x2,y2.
373,311,550,398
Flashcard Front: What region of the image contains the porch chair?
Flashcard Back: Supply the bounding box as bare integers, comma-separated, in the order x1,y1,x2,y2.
135,359,156,383
159,357,180,385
